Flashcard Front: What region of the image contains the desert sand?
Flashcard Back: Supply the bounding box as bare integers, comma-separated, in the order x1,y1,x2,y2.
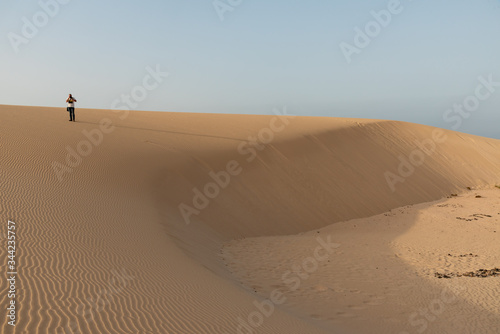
0,104,499,334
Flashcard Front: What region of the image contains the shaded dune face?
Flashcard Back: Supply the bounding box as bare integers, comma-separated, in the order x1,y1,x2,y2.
160,118,500,240
1,104,499,334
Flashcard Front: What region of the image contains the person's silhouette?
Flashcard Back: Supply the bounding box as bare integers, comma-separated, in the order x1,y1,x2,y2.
66,94,77,122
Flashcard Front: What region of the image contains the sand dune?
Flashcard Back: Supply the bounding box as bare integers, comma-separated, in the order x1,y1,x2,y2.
0,104,499,333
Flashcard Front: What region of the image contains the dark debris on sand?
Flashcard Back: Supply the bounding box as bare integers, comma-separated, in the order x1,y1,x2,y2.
447,253,478,258
435,268,500,279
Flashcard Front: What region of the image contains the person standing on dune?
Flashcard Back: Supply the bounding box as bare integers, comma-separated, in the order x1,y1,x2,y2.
66,94,77,122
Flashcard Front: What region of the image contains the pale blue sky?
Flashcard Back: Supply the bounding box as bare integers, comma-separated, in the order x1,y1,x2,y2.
1,0,499,138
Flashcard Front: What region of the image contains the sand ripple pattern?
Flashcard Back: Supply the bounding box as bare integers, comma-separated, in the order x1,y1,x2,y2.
1,106,334,334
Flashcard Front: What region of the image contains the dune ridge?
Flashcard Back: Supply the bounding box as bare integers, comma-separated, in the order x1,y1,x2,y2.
0,104,499,333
